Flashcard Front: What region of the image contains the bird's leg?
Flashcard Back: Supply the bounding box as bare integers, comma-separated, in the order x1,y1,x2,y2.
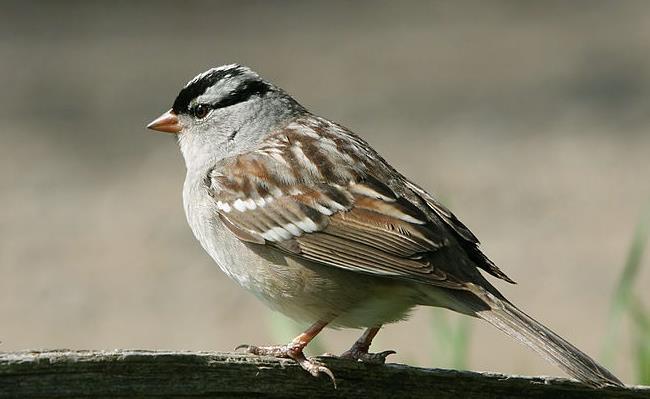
340,326,396,364
236,320,335,384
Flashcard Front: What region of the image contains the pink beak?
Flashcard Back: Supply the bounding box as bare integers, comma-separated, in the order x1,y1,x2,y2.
147,109,182,134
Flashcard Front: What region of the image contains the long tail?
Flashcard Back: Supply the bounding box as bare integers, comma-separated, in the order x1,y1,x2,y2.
460,284,623,388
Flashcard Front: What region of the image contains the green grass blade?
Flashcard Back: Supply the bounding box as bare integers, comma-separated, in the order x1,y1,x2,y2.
601,207,650,367
451,317,472,370
628,298,650,385
430,308,472,370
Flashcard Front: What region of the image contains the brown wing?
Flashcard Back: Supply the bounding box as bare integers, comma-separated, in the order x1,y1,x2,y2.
207,116,510,288
403,180,515,283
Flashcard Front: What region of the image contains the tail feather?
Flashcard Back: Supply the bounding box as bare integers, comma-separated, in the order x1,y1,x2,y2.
465,284,623,388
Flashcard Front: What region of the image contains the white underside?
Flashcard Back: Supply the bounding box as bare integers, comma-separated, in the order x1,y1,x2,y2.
182,176,463,328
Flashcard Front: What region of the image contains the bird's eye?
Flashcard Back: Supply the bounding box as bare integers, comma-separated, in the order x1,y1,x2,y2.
192,104,210,119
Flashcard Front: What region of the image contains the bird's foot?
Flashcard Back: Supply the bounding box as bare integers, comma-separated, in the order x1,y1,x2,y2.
340,346,396,364
236,343,336,386
236,343,295,358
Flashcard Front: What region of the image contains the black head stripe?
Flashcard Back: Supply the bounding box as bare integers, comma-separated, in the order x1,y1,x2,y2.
211,79,270,109
172,66,270,114
172,67,244,114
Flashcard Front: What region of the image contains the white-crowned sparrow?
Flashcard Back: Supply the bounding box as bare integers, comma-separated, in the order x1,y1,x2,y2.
147,64,622,387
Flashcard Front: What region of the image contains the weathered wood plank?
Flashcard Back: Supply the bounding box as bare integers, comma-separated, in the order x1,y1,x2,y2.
0,350,647,398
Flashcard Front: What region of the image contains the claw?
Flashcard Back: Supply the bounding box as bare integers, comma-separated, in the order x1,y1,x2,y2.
235,343,337,388
315,363,337,388
235,344,291,357
340,348,396,364
296,356,336,388
235,321,334,384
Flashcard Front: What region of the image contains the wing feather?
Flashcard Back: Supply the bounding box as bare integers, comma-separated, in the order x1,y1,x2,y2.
206,116,511,288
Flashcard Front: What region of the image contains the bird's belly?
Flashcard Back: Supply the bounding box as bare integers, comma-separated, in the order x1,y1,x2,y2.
189,206,419,328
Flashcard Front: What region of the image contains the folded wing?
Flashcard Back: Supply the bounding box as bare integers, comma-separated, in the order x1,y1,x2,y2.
207,117,511,289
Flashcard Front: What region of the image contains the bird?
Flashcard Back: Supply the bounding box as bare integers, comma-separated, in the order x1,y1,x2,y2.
147,64,623,388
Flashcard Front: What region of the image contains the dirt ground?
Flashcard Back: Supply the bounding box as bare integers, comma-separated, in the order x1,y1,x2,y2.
1,1,649,383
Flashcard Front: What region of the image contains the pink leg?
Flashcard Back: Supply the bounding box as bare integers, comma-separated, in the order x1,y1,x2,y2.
341,326,396,364
237,320,335,384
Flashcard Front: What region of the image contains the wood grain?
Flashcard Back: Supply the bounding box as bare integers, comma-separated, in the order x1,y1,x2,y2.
0,350,647,398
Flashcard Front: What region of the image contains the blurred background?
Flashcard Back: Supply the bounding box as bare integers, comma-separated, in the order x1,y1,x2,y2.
1,0,649,384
